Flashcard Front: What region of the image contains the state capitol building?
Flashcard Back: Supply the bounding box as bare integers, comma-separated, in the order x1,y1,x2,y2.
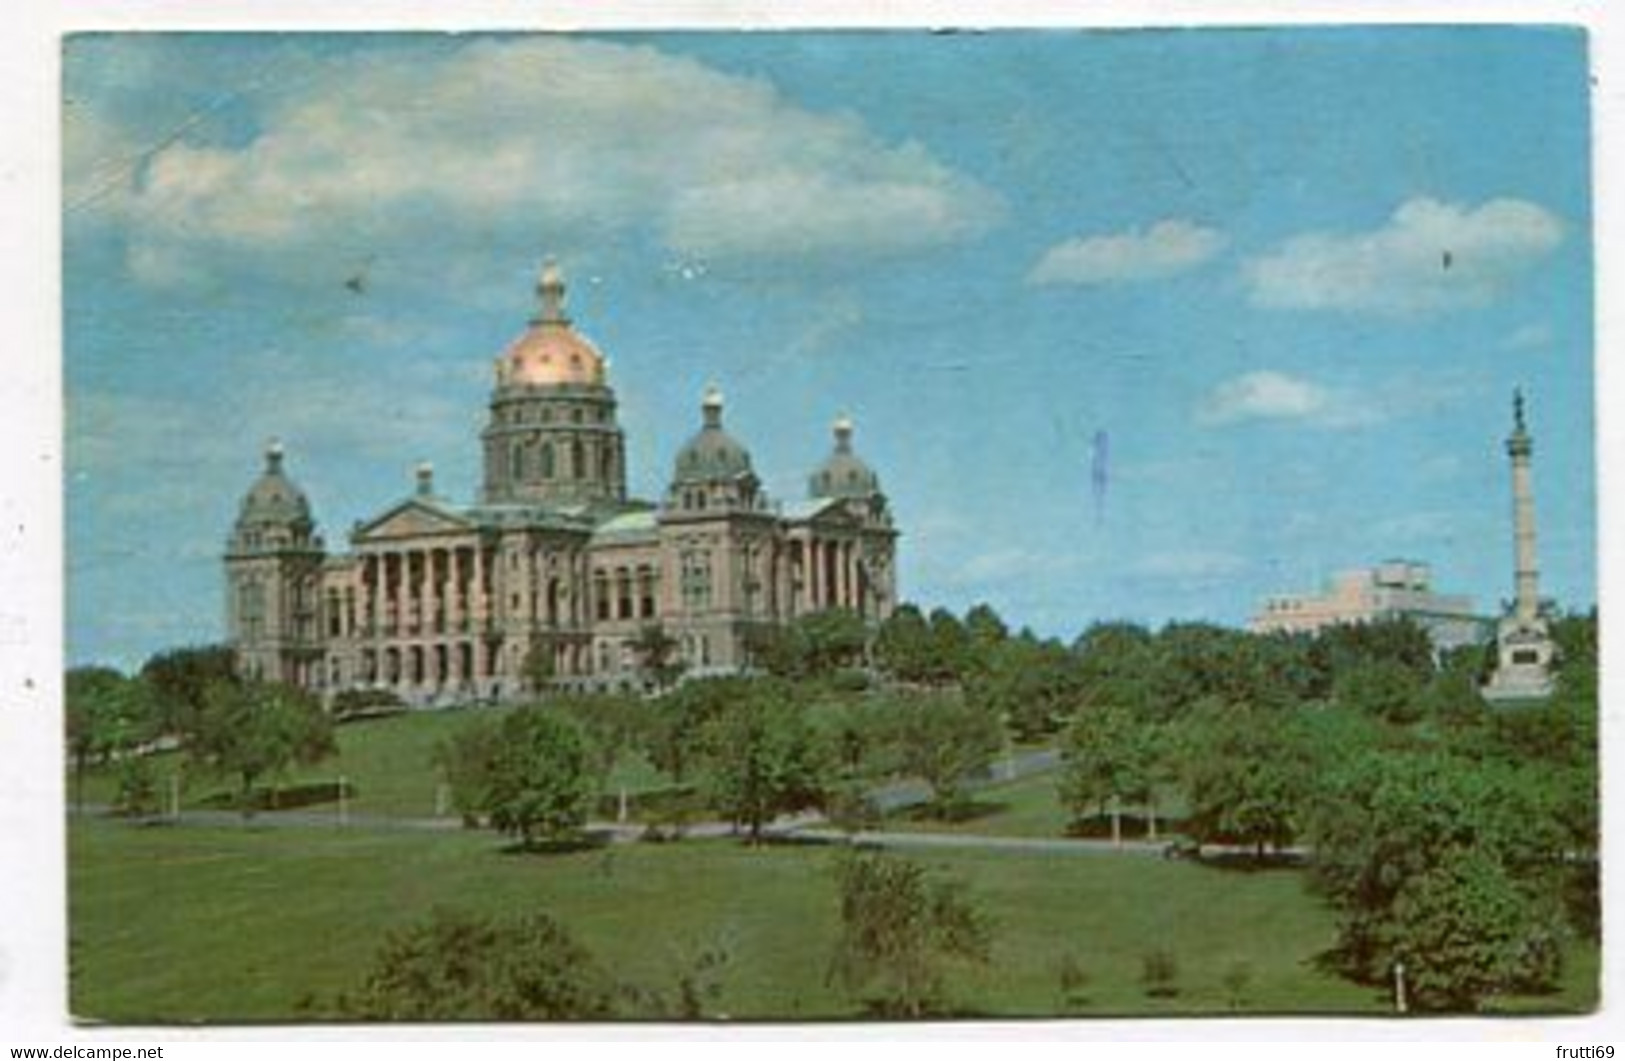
223,263,899,704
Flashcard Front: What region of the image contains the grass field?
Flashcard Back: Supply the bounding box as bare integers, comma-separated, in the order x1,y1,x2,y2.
887,769,1189,844
68,818,1597,1023
74,709,669,820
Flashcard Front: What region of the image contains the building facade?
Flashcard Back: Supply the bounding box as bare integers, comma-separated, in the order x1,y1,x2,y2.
1250,559,1488,655
224,263,899,704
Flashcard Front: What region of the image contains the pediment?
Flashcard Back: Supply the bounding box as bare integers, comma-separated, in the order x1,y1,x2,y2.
353,500,475,543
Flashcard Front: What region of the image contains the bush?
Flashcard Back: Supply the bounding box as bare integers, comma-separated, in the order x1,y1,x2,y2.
828,850,991,1017
339,908,617,1021
1055,953,1092,1010
1140,948,1179,998
1221,960,1253,1010
114,756,160,817
332,688,406,722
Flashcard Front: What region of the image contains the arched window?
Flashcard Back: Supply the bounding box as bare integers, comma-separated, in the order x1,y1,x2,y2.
572,438,585,481
509,443,523,481
601,446,614,484
539,441,555,479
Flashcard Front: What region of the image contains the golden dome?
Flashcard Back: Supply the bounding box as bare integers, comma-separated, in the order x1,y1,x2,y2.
496,261,607,388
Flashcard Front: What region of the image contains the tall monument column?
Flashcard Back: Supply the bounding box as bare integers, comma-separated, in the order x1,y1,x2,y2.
1508,391,1540,624
1484,388,1556,703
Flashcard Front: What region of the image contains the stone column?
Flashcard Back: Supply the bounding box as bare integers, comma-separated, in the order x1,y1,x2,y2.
424,549,441,638
1508,413,1541,623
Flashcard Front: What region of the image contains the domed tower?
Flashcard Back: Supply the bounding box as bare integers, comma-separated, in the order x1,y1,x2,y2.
481,261,628,508
224,441,326,685
811,415,884,504
658,387,777,674
807,414,897,622
665,386,764,514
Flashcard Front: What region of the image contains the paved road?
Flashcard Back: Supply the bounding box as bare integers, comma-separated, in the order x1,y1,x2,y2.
864,745,1059,814
769,825,1169,857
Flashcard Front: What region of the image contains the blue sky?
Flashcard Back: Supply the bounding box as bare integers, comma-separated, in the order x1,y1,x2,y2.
63,28,1595,670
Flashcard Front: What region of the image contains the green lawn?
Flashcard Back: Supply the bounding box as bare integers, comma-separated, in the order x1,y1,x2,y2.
73,708,668,821
886,768,1188,844
67,818,1598,1022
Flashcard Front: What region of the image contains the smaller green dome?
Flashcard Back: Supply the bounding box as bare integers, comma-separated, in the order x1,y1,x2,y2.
672,387,755,484
236,441,313,528
810,416,881,499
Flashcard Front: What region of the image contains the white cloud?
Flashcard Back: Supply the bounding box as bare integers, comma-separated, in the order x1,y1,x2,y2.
1503,322,1555,352
75,38,1003,286
1028,219,1226,286
1243,197,1564,314
1197,370,1334,426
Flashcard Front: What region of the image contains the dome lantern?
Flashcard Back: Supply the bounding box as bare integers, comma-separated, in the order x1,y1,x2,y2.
534,258,570,326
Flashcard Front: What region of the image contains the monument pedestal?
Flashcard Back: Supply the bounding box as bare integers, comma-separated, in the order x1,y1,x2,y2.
1482,613,1555,703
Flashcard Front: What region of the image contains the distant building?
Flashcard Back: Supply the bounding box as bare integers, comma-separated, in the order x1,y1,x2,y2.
1250,560,1488,655
1483,389,1556,703
223,261,899,704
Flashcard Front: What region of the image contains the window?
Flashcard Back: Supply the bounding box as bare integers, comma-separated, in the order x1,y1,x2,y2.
639,567,656,617
616,569,633,620
681,550,712,611
572,438,585,480
540,441,555,479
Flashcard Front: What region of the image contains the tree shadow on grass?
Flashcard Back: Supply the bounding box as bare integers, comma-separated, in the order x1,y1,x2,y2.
495,834,612,857
1192,849,1307,873
195,779,356,813
1063,813,1173,841
896,799,1011,825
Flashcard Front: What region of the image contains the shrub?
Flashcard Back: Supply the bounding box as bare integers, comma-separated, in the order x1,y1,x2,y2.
1140,948,1179,998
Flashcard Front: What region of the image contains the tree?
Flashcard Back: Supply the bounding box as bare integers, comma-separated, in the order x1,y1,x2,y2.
925,608,972,685
187,679,334,819
1389,848,1566,1011
700,685,828,842
431,712,505,827
140,644,237,739
748,610,867,680
341,907,617,1020
962,602,1009,677
631,623,685,691
65,665,149,812
1057,704,1152,836
521,637,556,693
890,692,1002,818
1147,623,1303,719
1303,749,1569,1006
638,677,739,786
557,694,643,801
874,604,936,684
1179,702,1311,858
485,707,595,847
971,636,1083,740
1306,617,1434,697
1333,658,1426,725
828,850,990,1017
